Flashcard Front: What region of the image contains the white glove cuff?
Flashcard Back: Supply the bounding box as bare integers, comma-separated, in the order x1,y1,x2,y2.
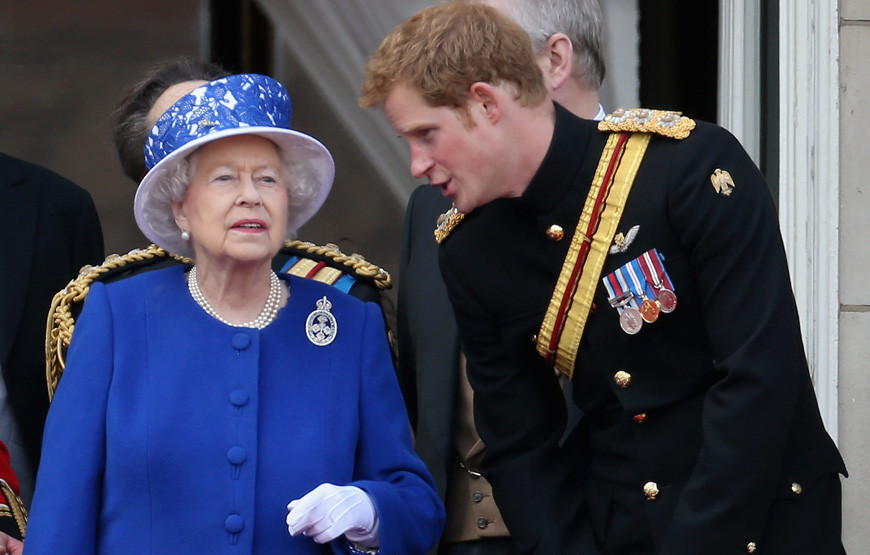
344,503,380,547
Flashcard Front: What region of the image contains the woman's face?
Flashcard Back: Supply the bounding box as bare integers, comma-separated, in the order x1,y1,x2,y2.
172,134,289,268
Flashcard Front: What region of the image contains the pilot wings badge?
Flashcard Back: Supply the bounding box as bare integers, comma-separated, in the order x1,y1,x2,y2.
306,296,338,346
610,225,640,254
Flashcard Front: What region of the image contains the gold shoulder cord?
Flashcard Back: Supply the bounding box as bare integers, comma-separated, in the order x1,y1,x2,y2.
45,245,191,400
47,242,392,400
283,240,392,290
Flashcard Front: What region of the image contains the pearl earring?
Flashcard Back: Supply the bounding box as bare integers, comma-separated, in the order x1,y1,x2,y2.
181,230,191,241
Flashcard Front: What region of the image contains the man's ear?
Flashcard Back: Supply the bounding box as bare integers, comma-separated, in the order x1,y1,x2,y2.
539,33,574,90
468,82,502,123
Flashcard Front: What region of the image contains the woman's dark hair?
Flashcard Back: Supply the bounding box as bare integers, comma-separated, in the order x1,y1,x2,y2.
112,57,229,183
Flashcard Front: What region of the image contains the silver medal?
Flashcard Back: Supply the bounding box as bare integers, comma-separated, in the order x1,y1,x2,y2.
306,296,338,346
619,306,643,335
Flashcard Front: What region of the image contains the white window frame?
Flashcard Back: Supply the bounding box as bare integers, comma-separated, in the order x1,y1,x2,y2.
720,0,839,440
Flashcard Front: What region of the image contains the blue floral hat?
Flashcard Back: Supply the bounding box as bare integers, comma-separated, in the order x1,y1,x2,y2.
134,73,335,257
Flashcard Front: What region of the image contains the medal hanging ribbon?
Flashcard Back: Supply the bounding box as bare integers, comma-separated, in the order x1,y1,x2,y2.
603,268,643,334
626,259,661,323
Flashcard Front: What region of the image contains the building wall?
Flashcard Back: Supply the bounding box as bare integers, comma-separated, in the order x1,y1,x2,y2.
0,0,203,257
839,0,870,552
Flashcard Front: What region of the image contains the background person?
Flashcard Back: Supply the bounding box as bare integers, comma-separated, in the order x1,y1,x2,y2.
0,151,103,505
395,1,606,553
0,439,26,552
362,3,846,553
26,73,443,553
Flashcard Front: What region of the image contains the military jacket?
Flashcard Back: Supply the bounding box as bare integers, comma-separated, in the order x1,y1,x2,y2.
438,104,846,554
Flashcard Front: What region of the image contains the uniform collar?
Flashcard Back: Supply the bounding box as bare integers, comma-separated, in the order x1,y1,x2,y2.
521,102,593,214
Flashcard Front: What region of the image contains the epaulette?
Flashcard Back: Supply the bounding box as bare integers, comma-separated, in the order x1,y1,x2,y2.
434,205,465,244
597,108,695,140
279,240,392,292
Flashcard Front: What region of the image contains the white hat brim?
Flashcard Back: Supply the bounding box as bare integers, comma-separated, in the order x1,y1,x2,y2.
134,126,335,257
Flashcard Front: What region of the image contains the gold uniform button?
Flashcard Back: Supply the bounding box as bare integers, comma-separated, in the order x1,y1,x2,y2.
791,482,802,495
746,542,757,553
614,370,632,389
546,224,565,241
632,413,647,424
643,481,659,500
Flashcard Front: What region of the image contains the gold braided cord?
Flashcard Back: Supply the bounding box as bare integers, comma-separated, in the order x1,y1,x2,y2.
284,240,392,290
45,245,189,400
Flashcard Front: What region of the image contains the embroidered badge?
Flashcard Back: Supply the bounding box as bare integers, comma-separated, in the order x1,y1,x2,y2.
711,169,735,196
305,296,337,346
434,205,465,244
610,225,640,254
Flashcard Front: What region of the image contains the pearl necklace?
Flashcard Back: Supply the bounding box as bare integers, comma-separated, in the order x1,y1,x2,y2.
187,266,282,329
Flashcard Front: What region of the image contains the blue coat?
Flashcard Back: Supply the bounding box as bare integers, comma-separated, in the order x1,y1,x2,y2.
26,265,444,554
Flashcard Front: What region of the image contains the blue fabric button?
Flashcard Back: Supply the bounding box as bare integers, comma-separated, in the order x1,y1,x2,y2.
229,389,249,407
227,446,247,465
231,333,251,350
225,513,244,533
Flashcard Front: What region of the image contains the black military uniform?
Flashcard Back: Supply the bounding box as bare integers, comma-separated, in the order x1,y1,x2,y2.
438,103,846,554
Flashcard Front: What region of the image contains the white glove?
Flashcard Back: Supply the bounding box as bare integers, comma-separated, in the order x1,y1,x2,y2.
286,483,380,547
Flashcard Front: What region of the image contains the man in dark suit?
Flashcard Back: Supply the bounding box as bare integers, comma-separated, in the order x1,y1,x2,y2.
0,152,104,502
396,1,606,552
363,3,846,553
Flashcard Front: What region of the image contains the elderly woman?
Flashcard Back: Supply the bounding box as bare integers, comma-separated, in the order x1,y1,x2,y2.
25,74,444,554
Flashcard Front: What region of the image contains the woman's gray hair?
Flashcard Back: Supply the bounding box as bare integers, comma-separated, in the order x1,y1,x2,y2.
145,140,317,254
499,0,606,90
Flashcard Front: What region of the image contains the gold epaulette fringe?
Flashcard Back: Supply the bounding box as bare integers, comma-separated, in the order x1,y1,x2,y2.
598,108,695,140
434,205,465,244
46,245,190,400
283,240,392,290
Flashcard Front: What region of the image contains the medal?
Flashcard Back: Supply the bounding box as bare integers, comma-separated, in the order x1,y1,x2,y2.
619,306,643,334
626,260,659,323
604,249,678,334
656,288,677,313
639,249,678,314
639,298,660,323
603,271,644,335
305,296,338,346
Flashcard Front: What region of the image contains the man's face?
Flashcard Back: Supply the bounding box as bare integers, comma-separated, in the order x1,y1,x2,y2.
383,83,505,213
